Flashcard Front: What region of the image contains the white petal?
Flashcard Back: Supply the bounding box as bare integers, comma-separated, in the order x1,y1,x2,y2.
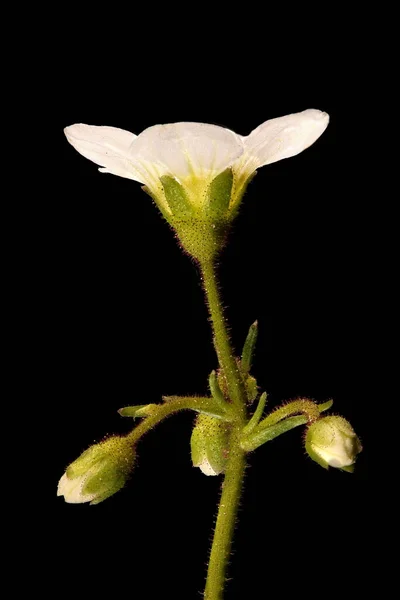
242,109,329,169
198,457,219,476
57,472,96,504
130,122,244,181
311,427,355,468
64,124,145,182
57,472,70,496
312,442,353,468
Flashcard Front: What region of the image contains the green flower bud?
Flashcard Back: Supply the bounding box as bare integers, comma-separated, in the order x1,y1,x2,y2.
305,416,362,471
57,436,135,505
217,363,258,405
245,374,258,403
190,414,230,476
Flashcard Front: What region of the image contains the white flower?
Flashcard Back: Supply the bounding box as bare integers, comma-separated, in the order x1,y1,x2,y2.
64,109,329,215
305,416,362,471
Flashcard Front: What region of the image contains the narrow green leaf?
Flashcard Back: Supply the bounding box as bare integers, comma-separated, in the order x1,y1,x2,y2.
317,399,333,412
241,415,307,452
241,400,333,452
209,370,228,409
118,404,157,418
242,392,268,436
241,321,258,375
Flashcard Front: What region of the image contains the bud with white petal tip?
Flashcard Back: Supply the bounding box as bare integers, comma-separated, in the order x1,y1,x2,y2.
57,436,135,505
191,414,230,476
305,416,362,471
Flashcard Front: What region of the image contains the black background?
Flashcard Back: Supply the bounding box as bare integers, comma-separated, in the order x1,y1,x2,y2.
42,24,372,599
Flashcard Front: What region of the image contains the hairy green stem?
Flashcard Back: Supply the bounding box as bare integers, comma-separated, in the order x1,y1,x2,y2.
257,398,320,431
200,259,246,414
126,397,219,444
205,428,246,600
241,399,334,452
200,259,248,599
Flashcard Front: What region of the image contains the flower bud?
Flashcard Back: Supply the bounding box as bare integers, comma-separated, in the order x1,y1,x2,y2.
190,414,230,476
57,436,135,505
305,416,362,471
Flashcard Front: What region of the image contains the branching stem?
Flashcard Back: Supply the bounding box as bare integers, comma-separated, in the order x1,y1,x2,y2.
200,259,248,600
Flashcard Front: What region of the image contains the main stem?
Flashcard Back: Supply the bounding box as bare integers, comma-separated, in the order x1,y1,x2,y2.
200,258,247,600
205,428,246,599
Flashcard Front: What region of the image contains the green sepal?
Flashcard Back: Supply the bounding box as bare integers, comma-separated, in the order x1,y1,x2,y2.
205,168,233,218
83,458,131,504
118,404,158,418
241,320,258,375
304,432,330,469
229,171,257,219
141,185,171,222
161,176,194,216
340,465,355,473
66,445,100,479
